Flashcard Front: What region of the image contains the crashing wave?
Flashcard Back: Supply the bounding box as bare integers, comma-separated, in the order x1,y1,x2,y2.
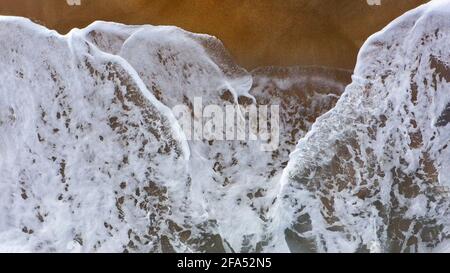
280,0,450,253
0,17,349,252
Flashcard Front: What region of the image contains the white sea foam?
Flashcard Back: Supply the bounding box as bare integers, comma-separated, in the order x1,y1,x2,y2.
0,17,194,252
0,15,347,252
280,0,450,252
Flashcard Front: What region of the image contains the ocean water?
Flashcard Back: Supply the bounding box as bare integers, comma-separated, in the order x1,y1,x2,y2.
1,0,450,253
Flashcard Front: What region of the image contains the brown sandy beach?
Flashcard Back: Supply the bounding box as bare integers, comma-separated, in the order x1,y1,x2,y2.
0,0,427,70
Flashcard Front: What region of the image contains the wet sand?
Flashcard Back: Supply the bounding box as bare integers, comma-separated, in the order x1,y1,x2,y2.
0,0,427,70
